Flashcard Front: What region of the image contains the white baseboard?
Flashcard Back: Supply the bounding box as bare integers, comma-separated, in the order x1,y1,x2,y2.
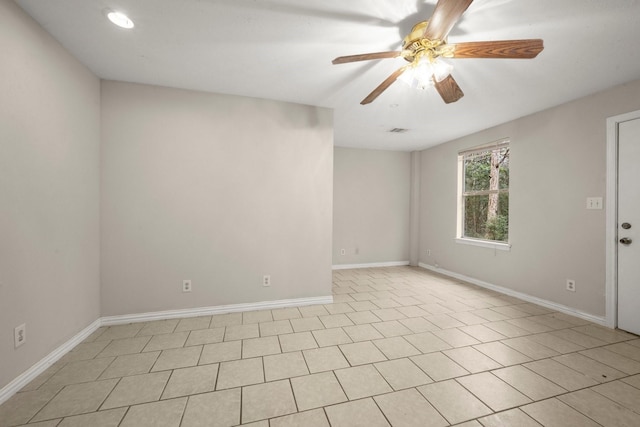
0,294,333,405
418,263,607,326
0,319,101,405
332,261,410,270
101,295,334,326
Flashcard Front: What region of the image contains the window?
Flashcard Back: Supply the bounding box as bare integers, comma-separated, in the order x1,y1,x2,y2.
457,139,510,248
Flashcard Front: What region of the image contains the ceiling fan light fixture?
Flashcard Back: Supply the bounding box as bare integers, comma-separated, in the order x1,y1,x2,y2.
398,58,452,90
398,65,432,90
431,58,453,82
106,10,134,29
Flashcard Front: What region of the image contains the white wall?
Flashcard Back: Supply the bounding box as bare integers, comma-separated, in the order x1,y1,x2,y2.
333,147,411,266
100,81,334,316
419,79,640,318
0,1,101,390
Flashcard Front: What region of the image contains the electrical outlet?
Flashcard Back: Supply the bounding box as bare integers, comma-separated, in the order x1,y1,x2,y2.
566,279,576,292
340,248,346,256
426,249,431,256
14,324,26,348
263,275,271,287
182,280,192,293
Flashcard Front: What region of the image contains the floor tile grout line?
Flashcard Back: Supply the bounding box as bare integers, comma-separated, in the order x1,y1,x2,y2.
175,394,189,427
287,377,299,415
509,395,607,427
454,371,533,412
322,405,333,427
411,385,453,425
369,394,395,426
24,380,67,424
156,366,174,403
114,404,131,427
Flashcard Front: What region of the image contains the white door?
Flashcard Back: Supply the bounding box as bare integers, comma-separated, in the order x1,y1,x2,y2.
617,117,640,335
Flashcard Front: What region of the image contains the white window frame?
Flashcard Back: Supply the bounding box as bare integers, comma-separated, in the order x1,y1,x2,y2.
456,138,511,251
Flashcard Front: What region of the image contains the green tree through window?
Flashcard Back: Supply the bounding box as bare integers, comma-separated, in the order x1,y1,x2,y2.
460,142,509,242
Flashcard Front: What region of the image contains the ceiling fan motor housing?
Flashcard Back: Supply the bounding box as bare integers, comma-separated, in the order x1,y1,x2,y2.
402,21,453,64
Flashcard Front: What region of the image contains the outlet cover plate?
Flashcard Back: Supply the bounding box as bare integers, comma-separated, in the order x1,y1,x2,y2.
14,324,26,348
566,279,576,292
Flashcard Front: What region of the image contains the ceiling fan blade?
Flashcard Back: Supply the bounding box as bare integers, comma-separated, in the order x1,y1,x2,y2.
434,74,464,104
424,0,474,40
361,66,409,105
451,39,544,59
332,51,403,65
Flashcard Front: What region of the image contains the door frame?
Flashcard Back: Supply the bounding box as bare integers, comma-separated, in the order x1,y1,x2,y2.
605,109,640,328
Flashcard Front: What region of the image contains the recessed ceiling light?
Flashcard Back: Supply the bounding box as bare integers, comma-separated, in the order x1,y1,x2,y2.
107,11,134,29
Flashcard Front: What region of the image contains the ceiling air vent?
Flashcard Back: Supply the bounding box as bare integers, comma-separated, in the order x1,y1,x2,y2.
388,128,409,134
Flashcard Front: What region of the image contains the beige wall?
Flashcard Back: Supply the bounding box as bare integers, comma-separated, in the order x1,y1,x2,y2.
333,147,411,266
419,79,640,318
0,1,101,389
100,81,334,316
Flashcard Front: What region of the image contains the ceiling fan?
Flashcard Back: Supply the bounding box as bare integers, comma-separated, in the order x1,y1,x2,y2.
332,0,544,105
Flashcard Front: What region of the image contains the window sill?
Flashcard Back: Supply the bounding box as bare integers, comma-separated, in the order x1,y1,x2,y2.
455,238,511,251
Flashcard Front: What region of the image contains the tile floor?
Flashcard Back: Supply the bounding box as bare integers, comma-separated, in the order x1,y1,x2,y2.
2,266,640,426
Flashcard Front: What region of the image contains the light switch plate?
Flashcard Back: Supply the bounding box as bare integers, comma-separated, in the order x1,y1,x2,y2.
586,197,603,210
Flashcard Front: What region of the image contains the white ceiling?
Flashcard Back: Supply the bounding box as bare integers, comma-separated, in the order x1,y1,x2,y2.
16,0,640,151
